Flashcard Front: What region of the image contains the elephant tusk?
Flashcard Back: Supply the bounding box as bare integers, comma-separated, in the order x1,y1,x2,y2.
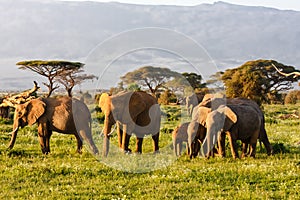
107,124,117,136
100,124,117,137
9,126,19,135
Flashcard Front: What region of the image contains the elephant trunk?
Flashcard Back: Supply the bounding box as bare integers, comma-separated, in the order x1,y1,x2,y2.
8,124,19,149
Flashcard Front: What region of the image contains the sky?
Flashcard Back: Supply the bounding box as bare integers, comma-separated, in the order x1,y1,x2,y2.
60,0,300,11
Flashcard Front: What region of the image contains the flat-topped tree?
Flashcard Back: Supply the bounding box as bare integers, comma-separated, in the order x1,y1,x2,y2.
17,60,83,97
121,66,182,97
57,68,97,97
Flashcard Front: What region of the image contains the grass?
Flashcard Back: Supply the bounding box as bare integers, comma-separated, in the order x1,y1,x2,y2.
0,104,300,199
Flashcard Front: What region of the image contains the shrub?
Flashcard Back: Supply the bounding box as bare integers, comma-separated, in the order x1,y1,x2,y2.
284,90,300,104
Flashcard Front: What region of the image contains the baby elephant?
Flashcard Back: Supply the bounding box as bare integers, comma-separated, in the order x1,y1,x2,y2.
172,122,190,156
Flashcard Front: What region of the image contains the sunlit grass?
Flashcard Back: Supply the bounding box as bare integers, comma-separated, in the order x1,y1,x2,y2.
0,104,299,199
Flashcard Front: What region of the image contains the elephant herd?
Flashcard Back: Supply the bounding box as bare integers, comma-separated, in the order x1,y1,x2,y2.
173,95,273,158
5,91,273,159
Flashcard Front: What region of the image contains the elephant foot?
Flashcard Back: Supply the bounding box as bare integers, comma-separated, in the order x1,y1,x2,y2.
153,150,160,155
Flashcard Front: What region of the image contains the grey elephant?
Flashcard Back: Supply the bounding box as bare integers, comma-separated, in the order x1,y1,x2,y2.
187,105,219,158
99,91,161,157
187,121,207,158
204,104,261,158
8,96,99,155
172,122,189,156
199,96,273,156
186,93,205,115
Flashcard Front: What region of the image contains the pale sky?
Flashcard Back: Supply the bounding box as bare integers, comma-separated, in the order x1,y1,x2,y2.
60,0,300,11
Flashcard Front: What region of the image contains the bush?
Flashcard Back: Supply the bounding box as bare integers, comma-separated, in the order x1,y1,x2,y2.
284,90,300,104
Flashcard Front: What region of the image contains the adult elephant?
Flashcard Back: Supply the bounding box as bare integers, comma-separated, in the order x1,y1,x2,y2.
99,91,161,157
8,96,99,155
204,104,261,158
199,96,273,156
186,93,205,115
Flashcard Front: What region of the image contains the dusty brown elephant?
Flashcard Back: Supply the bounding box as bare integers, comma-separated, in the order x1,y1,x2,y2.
8,96,99,155
199,95,273,156
172,122,205,157
99,91,161,157
204,104,261,158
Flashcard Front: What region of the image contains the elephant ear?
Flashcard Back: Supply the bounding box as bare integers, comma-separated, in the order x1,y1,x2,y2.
129,93,146,119
99,93,111,115
223,106,237,123
26,99,46,126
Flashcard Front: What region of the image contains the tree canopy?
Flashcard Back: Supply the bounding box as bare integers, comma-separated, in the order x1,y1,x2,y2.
219,59,300,105
16,60,95,97
120,66,182,96
182,72,206,89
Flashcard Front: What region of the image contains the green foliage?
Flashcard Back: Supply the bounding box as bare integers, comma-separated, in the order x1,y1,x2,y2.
182,72,206,89
126,83,141,92
121,66,182,96
158,89,177,105
220,59,300,105
0,104,299,199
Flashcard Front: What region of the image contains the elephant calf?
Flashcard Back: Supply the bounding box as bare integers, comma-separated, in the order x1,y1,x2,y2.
172,122,189,156
8,96,99,155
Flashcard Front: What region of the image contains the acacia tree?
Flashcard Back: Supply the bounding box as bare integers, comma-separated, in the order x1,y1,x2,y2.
182,72,206,90
219,59,300,105
57,69,97,97
17,60,83,97
120,66,182,97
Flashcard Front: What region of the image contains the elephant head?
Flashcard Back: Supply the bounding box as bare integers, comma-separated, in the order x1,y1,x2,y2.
203,105,237,157
187,121,207,158
8,99,46,149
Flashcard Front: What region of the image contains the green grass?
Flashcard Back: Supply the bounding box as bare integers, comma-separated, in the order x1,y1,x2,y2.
0,104,300,199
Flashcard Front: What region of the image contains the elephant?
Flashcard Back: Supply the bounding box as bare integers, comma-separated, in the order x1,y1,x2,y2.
99,91,161,157
199,95,273,156
8,96,99,155
172,122,205,157
204,104,261,158
185,93,205,115
187,121,207,158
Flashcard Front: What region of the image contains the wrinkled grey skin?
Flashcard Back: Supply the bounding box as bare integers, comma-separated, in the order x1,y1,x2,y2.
205,104,261,159
199,97,273,156
9,97,99,155
186,93,204,115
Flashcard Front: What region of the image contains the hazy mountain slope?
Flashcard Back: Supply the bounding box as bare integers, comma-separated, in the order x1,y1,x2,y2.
0,0,299,90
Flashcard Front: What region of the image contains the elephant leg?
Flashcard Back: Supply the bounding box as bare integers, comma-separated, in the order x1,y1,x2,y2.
45,130,52,154
218,132,226,157
74,134,83,154
117,122,123,148
37,124,50,155
185,142,189,156
121,125,132,153
178,142,182,156
228,134,239,159
152,132,159,153
248,143,257,158
241,142,249,158
136,137,143,153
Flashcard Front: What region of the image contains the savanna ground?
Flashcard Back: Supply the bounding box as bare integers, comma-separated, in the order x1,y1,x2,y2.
0,103,299,199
